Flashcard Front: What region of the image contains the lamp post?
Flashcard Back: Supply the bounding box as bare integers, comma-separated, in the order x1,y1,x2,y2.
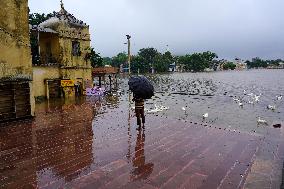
126,35,131,75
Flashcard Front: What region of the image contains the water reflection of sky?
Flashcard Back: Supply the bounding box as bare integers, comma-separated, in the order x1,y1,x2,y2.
1,69,283,188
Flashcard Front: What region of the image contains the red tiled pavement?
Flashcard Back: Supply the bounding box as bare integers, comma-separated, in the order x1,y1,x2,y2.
64,118,263,189
1,101,283,189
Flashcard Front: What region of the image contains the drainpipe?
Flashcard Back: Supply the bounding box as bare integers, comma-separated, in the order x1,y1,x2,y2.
46,80,50,100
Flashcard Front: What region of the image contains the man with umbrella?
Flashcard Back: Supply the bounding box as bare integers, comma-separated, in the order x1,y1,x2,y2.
128,76,154,126
133,94,145,126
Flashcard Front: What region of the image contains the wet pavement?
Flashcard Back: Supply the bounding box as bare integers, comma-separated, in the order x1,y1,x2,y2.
1,70,284,189
1,97,283,189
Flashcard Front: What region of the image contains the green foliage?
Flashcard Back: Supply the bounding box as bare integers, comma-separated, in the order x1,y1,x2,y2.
85,47,103,68
137,48,159,72
223,62,236,70
29,13,54,26
102,57,112,66
246,57,268,68
268,59,281,66
130,55,145,73
176,51,218,72
246,57,284,69
129,48,174,73
138,48,159,64
201,51,218,69
153,51,174,73
112,52,128,68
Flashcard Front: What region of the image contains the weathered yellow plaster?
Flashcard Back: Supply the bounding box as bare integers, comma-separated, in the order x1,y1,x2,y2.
33,6,92,98
33,67,60,97
0,0,35,116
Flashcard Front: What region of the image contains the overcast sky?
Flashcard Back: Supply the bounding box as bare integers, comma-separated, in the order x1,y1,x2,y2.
29,0,284,60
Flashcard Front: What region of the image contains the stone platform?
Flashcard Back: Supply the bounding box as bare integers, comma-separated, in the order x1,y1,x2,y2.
1,105,283,189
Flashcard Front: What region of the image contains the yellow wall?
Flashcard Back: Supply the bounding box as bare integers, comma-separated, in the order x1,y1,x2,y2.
60,68,92,88
57,25,92,89
35,26,93,97
0,0,35,116
0,0,32,78
57,25,91,68
39,33,60,63
33,67,60,97
33,16,92,98
33,67,92,98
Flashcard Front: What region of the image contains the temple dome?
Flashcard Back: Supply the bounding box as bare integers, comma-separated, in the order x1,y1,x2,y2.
39,7,88,29
39,17,61,29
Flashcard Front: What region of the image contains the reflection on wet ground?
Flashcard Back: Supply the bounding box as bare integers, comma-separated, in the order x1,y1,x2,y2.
1,98,94,189
1,70,284,189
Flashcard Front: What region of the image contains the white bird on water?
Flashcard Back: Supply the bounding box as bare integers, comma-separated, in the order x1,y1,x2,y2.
267,105,276,111
238,102,243,107
254,95,261,102
277,95,283,101
182,107,186,111
257,117,268,125
203,113,209,119
248,100,254,105
233,98,240,103
147,104,169,113
160,106,169,110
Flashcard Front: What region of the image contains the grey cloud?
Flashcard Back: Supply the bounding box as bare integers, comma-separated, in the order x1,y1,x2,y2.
29,0,284,59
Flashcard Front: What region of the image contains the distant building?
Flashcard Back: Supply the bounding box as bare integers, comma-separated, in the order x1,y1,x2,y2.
234,58,247,70
176,64,185,72
216,59,228,71
168,62,176,72
267,62,284,69
31,2,92,99
0,0,35,121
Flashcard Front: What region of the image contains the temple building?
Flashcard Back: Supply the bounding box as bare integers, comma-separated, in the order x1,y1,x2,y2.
31,1,92,99
0,0,35,121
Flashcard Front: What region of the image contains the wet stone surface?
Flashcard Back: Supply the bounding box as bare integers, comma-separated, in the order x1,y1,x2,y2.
1,70,284,189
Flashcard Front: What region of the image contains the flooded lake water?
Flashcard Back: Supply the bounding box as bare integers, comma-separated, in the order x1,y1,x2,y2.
146,69,284,134
1,69,284,188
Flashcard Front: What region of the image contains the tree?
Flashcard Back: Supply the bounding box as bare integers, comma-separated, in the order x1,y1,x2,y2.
245,60,251,68
153,51,174,73
85,47,103,68
29,13,54,26
188,53,207,72
112,52,128,68
223,62,236,70
176,51,218,72
164,51,174,62
201,51,218,69
130,55,145,73
246,57,268,68
102,57,112,66
138,48,159,73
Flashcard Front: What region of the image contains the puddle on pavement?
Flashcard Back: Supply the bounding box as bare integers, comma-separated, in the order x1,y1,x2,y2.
1,70,284,188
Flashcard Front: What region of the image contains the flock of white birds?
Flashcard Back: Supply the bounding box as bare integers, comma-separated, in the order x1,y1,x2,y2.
232,91,282,125
144,90,282,126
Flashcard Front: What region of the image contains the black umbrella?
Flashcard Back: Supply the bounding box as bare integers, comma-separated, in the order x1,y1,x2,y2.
128,76,154,99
